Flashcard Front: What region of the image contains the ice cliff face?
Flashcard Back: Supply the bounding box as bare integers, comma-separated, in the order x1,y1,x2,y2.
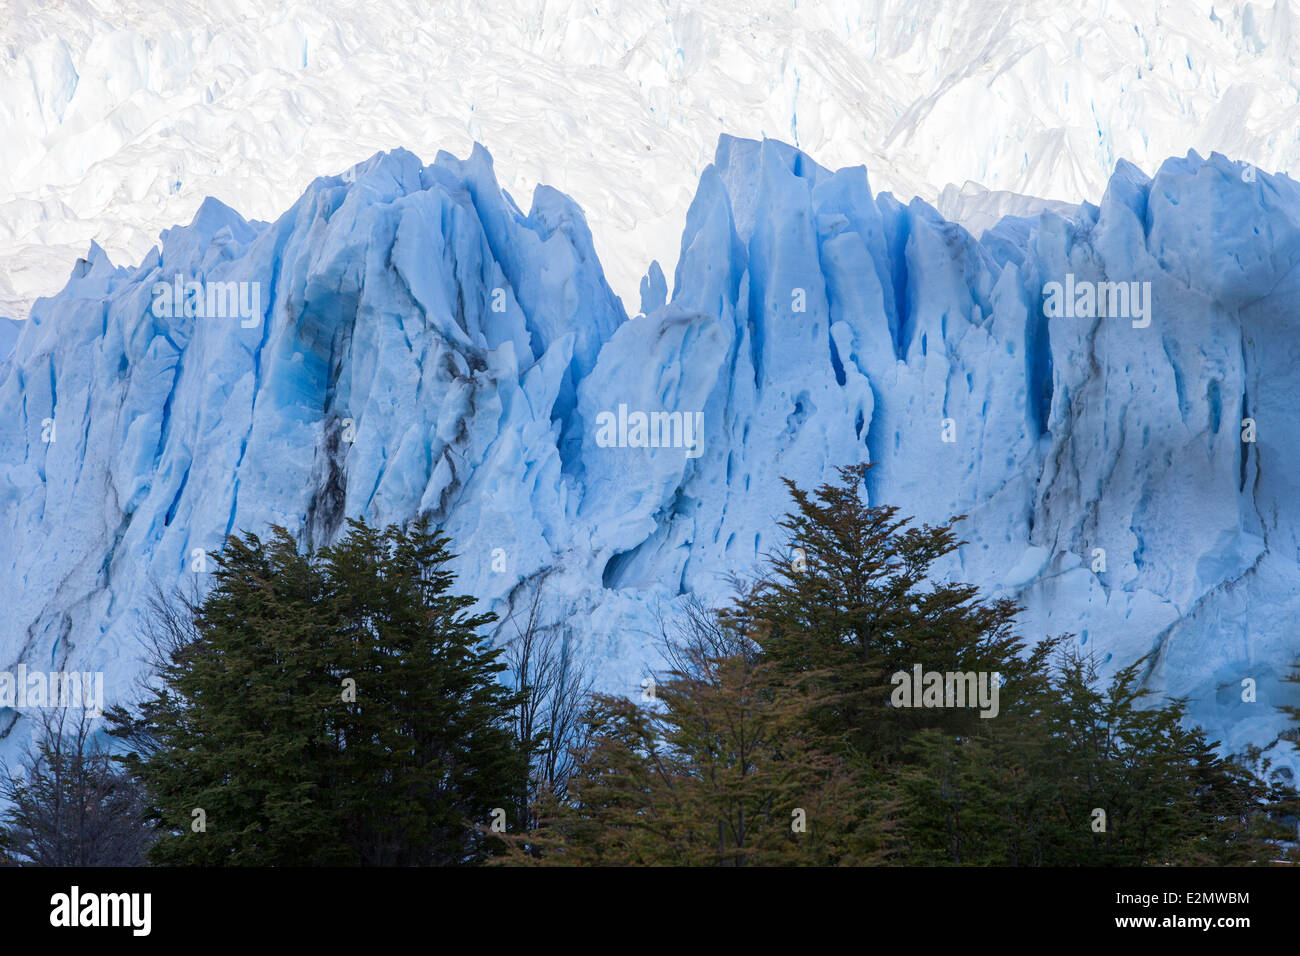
0,319,19,360
2,137,1298,775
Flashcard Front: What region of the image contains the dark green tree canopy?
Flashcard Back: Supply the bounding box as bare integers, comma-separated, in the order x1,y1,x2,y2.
111,517,527,866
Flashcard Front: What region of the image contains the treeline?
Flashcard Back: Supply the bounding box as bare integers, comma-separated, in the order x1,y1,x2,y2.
2,466,1297,865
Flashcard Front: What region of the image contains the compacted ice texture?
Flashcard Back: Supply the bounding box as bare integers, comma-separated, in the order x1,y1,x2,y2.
1,137,1298,776
4,0,1297,321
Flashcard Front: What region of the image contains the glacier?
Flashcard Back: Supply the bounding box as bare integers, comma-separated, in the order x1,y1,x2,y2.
0,319,19,361
6,0,1300,324
2,135,1299,778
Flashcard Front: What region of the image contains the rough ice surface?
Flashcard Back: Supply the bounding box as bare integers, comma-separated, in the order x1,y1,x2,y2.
1,136,1298,778
0,319,19,360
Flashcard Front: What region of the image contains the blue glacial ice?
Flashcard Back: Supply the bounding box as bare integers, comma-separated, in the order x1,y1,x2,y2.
1,137,1298,776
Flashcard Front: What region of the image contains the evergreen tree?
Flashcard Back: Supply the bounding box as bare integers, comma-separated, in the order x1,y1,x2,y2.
739,464,1045,766
536,466,1297,867
517,606,858,866
112,518,527,865
114,528,344,865
320,519,527,864
888,649,1298,865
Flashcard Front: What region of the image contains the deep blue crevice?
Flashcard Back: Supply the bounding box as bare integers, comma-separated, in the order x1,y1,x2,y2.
1025,297,1053,436
862,384,883,503
602,544,642,589
1239,390,1251,491
163,462,191,527
828,327,846,386
1207,379,1222,434
879,199,912,359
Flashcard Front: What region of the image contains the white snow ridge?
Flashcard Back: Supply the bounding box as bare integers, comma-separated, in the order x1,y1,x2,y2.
2,133,1299,778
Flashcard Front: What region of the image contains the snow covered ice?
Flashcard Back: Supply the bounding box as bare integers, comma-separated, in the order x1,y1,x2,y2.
5,0,1300,324
1,134,1299,780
